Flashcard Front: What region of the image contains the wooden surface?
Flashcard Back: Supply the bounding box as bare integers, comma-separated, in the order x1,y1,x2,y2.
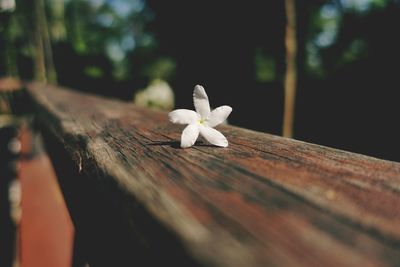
26,82,400,267
19,141,74,267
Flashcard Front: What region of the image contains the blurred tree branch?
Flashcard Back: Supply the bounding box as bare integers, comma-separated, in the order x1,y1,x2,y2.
48,0,66,42
33,0,57,83
283,0,297,138
0,1,18,77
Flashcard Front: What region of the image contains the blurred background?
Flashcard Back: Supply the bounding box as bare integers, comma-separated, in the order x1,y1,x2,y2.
1,0,400,161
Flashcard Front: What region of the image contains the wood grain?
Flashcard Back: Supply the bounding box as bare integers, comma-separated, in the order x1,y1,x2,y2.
26,82,400,267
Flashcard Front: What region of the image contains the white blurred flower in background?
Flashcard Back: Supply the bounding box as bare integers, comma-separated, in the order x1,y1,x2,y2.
0,0,15,12
134,79,175,111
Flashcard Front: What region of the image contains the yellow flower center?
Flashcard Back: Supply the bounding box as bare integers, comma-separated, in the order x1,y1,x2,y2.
198,119,205,125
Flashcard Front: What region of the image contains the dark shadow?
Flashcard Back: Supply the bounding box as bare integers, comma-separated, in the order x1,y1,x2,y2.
146,141,181,148
195,142,221,148
147,140,223,148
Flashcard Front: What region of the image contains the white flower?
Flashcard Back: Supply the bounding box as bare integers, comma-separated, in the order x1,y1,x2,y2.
134,79,175,111
169,85,232,148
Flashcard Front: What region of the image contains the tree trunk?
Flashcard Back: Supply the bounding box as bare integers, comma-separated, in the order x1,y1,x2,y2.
282,0,297,138
33,0,57,83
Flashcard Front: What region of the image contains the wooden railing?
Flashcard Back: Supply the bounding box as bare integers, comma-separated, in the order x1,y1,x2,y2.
24,82,400,267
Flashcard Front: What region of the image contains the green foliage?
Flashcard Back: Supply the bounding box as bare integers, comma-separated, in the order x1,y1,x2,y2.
305,0,391,78
254,48,275,82
0,0,394,96
142,57,176,80
83,65,104,78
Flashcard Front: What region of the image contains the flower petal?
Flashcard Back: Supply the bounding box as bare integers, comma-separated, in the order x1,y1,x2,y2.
193,85,211,119
181,124,200,148
199,126,228,147
169,109,200,124
206,105,233,127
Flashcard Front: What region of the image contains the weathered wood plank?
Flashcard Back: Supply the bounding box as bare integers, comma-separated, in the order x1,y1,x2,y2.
26,82,400,267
